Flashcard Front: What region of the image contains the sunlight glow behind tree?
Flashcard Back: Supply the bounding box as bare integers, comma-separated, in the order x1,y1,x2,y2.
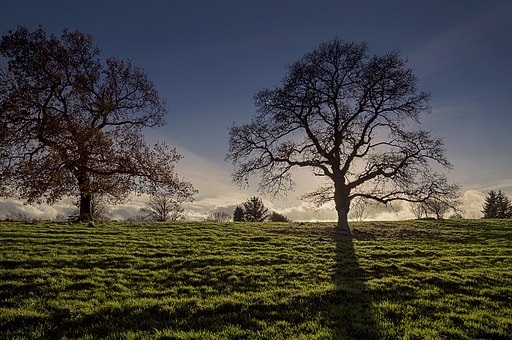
228,38,459,232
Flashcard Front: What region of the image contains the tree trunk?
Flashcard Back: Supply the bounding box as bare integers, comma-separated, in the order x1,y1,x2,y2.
334,182,351,234
336,208,350,233
77,171,93,221
79,191,93,221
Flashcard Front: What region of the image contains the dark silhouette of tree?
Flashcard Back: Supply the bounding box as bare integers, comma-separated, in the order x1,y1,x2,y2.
0,26,196,221
482,191,498,218
227,38,456,232
482,190,511,218
243,197,268,222
496,191,512,218
140,193,185,222
268,211,289,222
233,206,245,221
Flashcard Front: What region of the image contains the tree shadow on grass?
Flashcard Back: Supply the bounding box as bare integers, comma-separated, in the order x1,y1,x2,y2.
326,231,380,338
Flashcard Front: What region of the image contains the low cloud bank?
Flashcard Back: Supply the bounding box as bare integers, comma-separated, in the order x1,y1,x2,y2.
0,189,489,221
0,198,75,221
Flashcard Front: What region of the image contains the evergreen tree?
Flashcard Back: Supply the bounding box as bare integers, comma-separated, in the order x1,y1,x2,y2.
233,206,245,222
482,190,498,218
482,190,512,218
496,191,512,218
243,197,268,222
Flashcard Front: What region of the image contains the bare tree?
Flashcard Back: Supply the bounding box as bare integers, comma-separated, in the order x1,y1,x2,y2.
0,27,196,221
140,193,185,222
411,202,428,219
205,211,232,222
413,186,461,219
227,38,457,232
349,197,369,222
422,199,450,220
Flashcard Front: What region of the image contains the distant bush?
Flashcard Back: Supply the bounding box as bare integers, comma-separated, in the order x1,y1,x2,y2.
268,212,289,222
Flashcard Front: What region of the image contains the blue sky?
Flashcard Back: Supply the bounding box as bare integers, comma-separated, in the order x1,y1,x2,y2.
1,0,511,220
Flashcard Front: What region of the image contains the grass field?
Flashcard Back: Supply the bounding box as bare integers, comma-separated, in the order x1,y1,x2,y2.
0,219,511,339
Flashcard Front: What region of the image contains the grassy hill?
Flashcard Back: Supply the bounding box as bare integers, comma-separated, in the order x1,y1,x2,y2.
0,219,511,339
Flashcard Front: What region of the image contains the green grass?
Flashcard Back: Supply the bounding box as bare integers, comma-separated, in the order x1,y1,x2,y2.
0,219,511,339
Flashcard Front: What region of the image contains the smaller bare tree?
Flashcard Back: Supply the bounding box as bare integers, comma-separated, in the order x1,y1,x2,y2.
411,202,428,219
423,198,450,220
140,193,185,222
349,197,369,222
412,186,461,220
205,211,231,222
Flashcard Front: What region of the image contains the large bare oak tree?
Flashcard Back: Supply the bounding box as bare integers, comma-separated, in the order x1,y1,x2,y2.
0,27,196,221
227,39,458,232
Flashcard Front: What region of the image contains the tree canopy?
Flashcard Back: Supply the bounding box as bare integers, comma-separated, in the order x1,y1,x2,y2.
227,38,457,232
0,26,196,220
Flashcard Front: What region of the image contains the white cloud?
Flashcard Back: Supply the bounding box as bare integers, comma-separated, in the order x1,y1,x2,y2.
0,189,492,222
461,189,485,219
0,197,75,220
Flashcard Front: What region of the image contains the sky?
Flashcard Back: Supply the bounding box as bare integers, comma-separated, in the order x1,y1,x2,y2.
1,0,511,221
